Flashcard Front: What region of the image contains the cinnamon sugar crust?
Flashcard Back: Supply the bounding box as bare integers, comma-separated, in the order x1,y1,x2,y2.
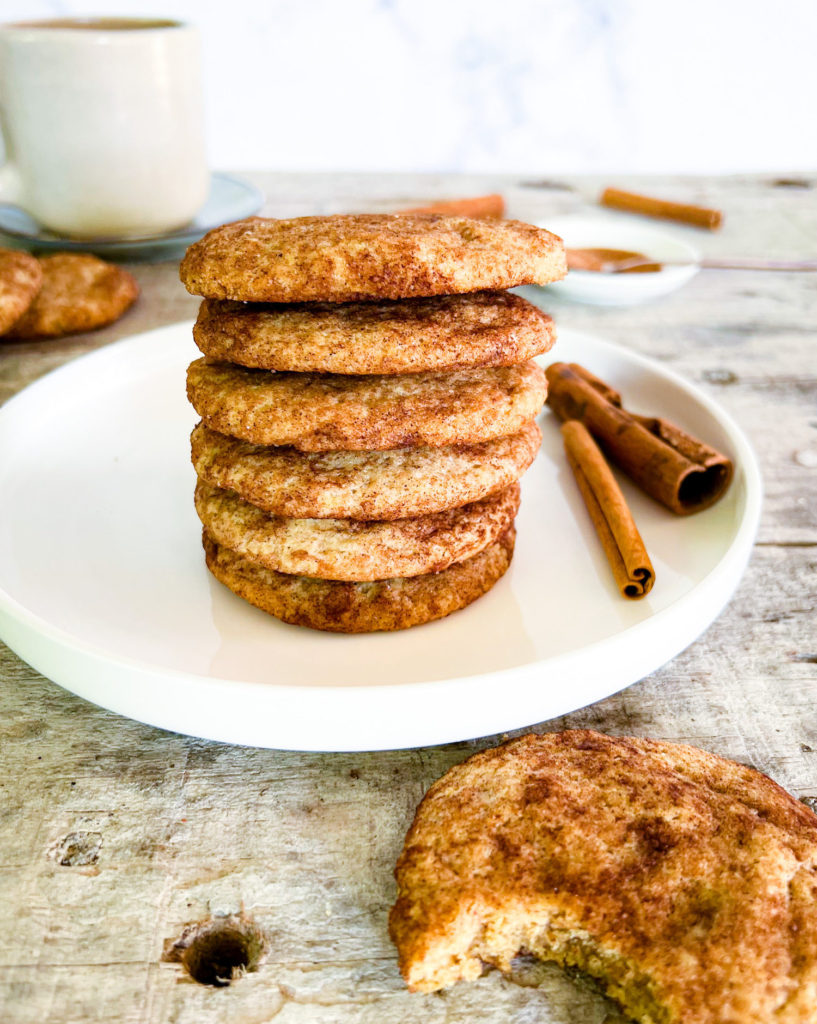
192,291,555,374
203,525,515,633
7,253,138,338
194,480,519,581
179,214,566,302
191,420,541,520
0,248,42,336
186,358,547,451
390,730,817,1023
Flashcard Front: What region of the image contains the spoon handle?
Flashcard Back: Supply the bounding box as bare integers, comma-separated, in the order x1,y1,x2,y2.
697,257,817,271
568,248,817,273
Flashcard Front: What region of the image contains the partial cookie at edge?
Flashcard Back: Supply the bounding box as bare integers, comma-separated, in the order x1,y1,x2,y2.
0,249,42,336
7,253,138,338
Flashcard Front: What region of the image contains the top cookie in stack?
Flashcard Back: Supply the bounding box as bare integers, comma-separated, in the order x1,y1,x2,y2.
180,214,565,303
180,213,566,633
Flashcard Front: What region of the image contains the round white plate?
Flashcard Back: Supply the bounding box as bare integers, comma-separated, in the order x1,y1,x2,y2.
0,173,263,261
541,214,701,305
0,320,761,751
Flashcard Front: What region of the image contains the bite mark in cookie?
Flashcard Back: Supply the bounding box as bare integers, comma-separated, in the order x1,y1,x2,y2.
390,730,817,1023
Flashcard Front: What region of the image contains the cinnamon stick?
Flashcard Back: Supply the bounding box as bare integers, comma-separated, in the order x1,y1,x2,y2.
561,420,654,599
545,362,733,515
600,187,723,230
399,194,505,219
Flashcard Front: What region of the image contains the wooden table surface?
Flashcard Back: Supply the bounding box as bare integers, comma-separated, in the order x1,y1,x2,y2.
1,173,815,1023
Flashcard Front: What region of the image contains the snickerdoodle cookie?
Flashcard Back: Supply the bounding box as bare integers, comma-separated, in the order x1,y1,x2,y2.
179,214,566,302
203,525,515,633
0,249,42,336
186,359,547,451
194,480,519,581
7,253,138,338
390,730,817,1024
192,291,555,374
191,420,541,520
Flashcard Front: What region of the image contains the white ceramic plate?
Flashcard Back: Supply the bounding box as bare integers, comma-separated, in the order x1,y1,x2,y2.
0,173,263,261
0,320,761,751
541,214,701,305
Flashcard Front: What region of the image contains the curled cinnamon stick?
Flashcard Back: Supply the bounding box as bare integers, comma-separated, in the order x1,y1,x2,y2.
399,194,505,219
600,187,723,230
546,363,733,515
561,420,654,599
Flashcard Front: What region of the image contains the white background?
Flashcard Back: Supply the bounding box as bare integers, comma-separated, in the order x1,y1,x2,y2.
3,0,816,175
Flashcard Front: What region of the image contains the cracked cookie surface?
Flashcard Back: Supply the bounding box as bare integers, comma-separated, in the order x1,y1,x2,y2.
195,480,519,581
193,290,555,374
203,525,516,633
187,358,547,451
390,730,817,1023
191,420,541,520
180,214,566,302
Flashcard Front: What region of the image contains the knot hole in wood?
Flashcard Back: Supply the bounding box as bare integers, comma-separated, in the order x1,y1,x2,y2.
162,915,266,987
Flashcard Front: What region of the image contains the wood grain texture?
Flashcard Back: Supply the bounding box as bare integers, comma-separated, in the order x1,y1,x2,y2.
0,172,815,1023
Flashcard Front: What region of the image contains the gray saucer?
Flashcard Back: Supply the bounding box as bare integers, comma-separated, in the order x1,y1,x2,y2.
0,172,264,261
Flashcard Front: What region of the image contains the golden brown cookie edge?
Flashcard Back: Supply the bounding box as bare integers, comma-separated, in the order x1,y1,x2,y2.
203,525,516,633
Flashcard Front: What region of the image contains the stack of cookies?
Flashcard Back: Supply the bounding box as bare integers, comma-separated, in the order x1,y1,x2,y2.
179,214,566,633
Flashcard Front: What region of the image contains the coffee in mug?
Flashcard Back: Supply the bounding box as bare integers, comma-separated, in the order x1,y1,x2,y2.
0,18,209,238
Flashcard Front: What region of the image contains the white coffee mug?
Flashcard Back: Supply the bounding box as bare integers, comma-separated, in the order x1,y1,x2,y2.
0,17,209,238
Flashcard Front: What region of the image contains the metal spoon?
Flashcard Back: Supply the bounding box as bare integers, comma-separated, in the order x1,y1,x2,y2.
567,247,817,274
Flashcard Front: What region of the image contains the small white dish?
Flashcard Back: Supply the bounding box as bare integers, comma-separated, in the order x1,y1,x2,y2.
540,214,701,306
0,319,761,751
